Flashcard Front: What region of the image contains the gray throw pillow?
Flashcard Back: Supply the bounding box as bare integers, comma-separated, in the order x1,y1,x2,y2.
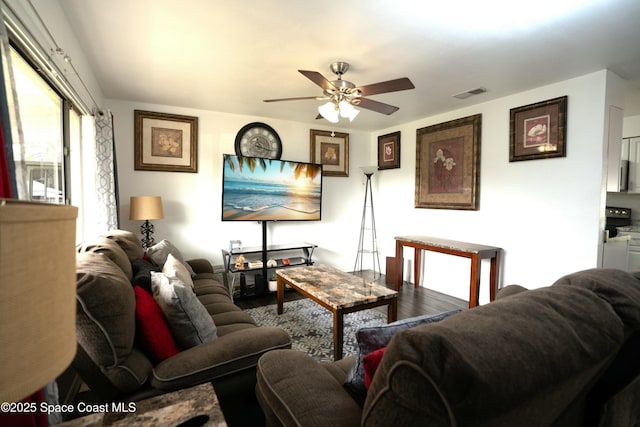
151,271,217,349
344,309,462,398
147,240,196,277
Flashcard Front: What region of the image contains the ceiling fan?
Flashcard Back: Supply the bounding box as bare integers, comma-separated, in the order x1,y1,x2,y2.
263,62,415,122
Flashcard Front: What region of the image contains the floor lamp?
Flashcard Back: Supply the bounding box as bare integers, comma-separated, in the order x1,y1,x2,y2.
354,166,381,279
129,196,164,249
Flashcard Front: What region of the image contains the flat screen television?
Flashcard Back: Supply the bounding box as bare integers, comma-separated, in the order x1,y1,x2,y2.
221,154,322,221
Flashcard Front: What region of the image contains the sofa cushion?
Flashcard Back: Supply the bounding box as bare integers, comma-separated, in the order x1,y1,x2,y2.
162,253,194,292
555,268,640,330
147,239,195,276
131,258,161,293
133,286,180,363
256,350,362,427
75,252,152,393
362,284,626,427
151,271,217,349
100,229,144,262
77,237,133,280
363,347,386,391
345,309,461,399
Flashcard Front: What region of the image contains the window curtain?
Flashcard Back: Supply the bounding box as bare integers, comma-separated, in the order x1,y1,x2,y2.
0,5,23,199
86,109,119,234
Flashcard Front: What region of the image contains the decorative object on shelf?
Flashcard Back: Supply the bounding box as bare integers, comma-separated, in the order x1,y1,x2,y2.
248,260,264,269
354,166,382,279
234,255,245,270
310,129,349,177
267,258,278,268
415,114,482,210
221,243,316,298
229,240,242,252
234,122,282,159
268,274,278,292
0,200,78,402
378,131,401,170
129,196,165,249
134,110,198,173
509,96,567,162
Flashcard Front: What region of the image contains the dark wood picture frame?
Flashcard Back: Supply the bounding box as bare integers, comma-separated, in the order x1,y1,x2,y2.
134,110,198,172
415,114,482,210
310,129,349,177
378,131,401,170
509,96,567,162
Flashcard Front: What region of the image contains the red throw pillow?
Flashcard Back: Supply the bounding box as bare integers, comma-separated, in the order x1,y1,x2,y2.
133,285,180,363
363,347,387,390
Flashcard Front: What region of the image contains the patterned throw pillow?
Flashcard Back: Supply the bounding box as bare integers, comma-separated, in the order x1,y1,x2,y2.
344,309,462,398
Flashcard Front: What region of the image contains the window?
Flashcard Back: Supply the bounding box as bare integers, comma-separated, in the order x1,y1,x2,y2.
8,45,80,205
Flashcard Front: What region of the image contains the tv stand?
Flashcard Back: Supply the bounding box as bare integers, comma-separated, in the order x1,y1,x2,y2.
221,242,317,298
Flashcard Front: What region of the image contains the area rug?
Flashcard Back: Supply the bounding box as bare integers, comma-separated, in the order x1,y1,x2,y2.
245,298,387,362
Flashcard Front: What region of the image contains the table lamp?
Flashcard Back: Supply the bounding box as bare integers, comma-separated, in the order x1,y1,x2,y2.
0,199,78,402
129,196,164,249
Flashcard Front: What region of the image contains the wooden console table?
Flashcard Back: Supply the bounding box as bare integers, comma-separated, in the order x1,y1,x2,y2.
394,236,501,308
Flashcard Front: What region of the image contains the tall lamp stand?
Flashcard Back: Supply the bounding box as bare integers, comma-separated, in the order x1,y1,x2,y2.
354,168,381,279
140,219,155,249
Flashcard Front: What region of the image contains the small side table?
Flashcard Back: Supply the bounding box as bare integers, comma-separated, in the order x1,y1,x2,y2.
394,235,502,308
57,383,227,426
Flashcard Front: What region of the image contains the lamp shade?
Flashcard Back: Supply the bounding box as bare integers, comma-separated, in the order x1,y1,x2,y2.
0,199,78,402
129,196,164,220
318,102,339,123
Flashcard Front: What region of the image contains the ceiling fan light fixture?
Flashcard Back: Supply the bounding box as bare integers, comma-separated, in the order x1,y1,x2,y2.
339,100,359,121
318,101,339,123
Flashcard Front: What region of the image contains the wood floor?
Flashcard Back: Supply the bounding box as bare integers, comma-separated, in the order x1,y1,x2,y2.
235,270,469,318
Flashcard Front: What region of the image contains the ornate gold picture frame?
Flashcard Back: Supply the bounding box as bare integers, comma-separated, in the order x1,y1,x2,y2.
415,114,482,210
310,129,349,177
509,96,567,162
134,110,198,172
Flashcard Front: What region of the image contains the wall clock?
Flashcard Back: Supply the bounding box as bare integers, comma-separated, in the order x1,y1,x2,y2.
234,122,282,159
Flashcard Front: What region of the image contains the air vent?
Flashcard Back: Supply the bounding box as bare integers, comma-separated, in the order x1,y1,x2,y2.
453,87,487,100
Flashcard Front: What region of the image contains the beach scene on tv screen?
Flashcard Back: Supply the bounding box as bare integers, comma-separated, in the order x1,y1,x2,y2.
222,155,322,221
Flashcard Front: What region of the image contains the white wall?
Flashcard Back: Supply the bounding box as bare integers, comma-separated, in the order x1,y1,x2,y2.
109,70,613,304
367,71,612,302
624,115,640,137
109,99,371,273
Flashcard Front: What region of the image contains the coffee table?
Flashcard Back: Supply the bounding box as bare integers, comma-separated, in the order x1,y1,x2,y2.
276,264,398,360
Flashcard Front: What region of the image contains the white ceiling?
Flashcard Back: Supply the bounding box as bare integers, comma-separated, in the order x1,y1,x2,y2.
58,0,640,132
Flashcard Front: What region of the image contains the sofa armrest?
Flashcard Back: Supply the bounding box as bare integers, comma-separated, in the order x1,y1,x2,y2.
256,350,361,427
150,326,291,391
186,258,214,275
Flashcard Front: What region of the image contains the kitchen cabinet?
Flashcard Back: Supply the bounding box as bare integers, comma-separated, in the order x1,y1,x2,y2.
615,229,640,270
607,106,624,191
624,136,640,192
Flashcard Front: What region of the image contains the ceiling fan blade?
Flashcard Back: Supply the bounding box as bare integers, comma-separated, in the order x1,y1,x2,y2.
299,70,336,91
357,98,400,115
263,96,322,102
358,77,415,96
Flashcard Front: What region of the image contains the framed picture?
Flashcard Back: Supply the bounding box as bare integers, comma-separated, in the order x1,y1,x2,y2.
415,114,482,210
378,131,401,170
509,96,567,162
134,110,198,172
310,129,349,177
